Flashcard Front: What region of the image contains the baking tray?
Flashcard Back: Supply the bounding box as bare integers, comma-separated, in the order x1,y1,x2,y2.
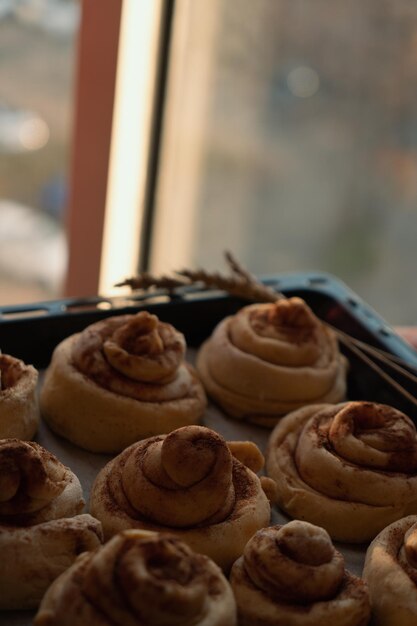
1,271,417,625
2,270,417,419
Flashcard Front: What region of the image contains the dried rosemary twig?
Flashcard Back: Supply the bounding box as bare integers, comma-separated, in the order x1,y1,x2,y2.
335,328,417,385
337,332,417,408
224,250,282,294
115,272,188,292
117,253,280,304
336,330,417,369
177,268,279,303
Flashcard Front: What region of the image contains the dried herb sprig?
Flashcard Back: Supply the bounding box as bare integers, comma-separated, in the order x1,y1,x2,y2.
177,268,280,303
116,252,417,410
117,251,280,303
115,272,187,292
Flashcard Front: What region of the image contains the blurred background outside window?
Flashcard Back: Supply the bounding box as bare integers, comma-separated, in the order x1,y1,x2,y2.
2,0,417,326
0,0,79,304
152,0,417,324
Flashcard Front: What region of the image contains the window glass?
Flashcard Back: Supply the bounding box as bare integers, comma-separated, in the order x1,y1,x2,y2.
152,0,417,325
0,0,80,304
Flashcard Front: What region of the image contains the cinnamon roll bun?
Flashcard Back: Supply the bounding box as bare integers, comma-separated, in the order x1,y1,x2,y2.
0,439,103,609
40,311,207,452
0,353,39,440
230,521,370,626
90,425,272,571
266,401,417,542
197,298,347,426
34,529,237,626
363,515,417,626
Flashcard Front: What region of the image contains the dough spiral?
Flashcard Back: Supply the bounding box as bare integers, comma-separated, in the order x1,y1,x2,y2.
230,521,370,626
0,439,78,522
266,401,417,542
34,530,237,626
197,298,347,426
40,311,207,452
0,439,102,609
0,353,39,440
363,515,417,626
90,425,271,571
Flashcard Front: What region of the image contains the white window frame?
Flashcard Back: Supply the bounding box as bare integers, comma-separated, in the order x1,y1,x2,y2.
65,0,165,297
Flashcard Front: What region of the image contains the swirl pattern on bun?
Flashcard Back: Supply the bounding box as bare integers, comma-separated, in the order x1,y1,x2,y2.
0,439,102,609
0,353,39,439
230,521,370,626
90,425,271,571
40,312,207,452
363,515,417,626
266,401,417,542
197,298,347,426
35,530,236,626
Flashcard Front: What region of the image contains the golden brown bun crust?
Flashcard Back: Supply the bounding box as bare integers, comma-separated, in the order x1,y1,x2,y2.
230,522,370,626
40,312,207,453
266,402,417,542
363,515,417,626
0,439,103,609
0,514,103,610
34,530,237,626
196,299,347,427
0,353,39,440
90,425,271,571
